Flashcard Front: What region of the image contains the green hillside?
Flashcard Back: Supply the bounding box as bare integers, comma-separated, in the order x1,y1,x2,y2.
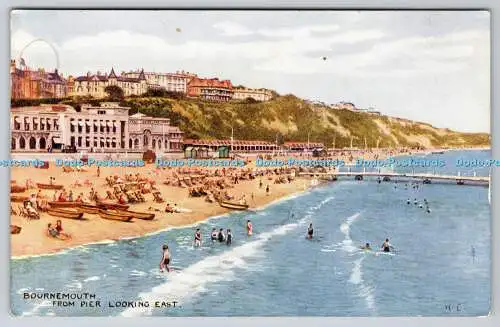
12,95,490,149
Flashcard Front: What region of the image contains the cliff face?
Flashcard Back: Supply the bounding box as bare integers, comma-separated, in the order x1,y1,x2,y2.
14,95,488,149
118,95,488,149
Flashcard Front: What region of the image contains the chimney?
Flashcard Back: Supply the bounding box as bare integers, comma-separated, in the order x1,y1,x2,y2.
87,71,91,77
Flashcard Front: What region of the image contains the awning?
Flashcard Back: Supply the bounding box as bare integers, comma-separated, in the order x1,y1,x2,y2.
52,137,62,143
100,121,105,127
78,121,84,126
14,117,21,123
32,118,38,123
71,121,76,126
86,121,91,126
113,122,118,128
107,122,112,127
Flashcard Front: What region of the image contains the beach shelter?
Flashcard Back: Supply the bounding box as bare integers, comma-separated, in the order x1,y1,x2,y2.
184,146,194,159
217,145,230,158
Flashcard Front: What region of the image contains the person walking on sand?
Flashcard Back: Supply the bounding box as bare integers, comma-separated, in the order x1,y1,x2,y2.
97,166,100,178
160,245,171,273
246,220,253,236
266,185,270,195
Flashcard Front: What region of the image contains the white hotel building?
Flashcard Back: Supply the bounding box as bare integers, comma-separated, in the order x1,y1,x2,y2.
11,102,183,153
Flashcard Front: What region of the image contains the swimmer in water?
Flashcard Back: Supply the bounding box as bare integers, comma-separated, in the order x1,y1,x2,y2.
360,243,372,250
307,223,313,239
226,229,232,245
194,228,202,247
414,198,418,205
210,228,218,242
247,220,253,236
159,244,170,273
381,238,393,252
407,198,411,205
217,228,225,242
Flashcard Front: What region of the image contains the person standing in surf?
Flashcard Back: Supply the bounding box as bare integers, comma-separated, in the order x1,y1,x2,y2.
246,220,253,236
226,229,232,245
217,228,226,242
381,238,393,253
210,228,218,242
194,228,202,247
307,223,314,239
159,244,171,273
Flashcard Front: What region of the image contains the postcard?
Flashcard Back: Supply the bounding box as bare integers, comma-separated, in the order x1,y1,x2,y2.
9,10,491,317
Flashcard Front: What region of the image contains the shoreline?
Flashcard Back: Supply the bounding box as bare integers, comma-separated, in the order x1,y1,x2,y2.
11,186,313,261
10,161,317,258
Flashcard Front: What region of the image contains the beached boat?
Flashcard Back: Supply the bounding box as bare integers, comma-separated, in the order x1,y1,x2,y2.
49,201,100,214
11,195,29,202
96,200,130,210
36,183,64,190
219,201,249,211
48,201,78,208
112,209,155,220
11,185,27,193
78,203,100,214
10,225,22,234
97,209,133,222
47,208,84,220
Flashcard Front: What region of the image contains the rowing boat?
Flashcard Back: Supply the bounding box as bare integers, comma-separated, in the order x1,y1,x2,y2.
11,185,27,193
11,195,29,202
47,208,84,220
98,209,133,222
219,201,249,211
96,200,130,210
36,183,64,190
112,209,155,220
48,201,78,208
78,203,100,214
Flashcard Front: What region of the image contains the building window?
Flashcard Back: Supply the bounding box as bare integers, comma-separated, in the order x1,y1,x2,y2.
19,137,25,149
29,137,36,149
70,136,76,146
78,137,82,147
39,137,46,149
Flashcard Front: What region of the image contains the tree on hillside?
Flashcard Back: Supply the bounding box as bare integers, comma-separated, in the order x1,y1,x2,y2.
104,85,124,101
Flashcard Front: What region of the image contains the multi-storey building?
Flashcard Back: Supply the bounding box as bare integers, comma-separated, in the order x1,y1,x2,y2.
123,70,196,94
10,60,68,99
69,68,148,98
232,87,273,102
187,77,233,102
11,102,183,153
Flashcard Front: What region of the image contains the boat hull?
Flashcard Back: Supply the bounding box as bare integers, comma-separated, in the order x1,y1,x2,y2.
98,209,133,222
47,208,84,220
219,201,249,210
113,210,155,220
36,183,64,190
96,201,130,210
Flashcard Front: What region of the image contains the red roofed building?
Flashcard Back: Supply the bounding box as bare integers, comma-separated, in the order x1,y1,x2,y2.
187,77,234,102
10,60,68,99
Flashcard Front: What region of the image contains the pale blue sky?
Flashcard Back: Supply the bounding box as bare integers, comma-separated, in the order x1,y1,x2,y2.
10,10,490,133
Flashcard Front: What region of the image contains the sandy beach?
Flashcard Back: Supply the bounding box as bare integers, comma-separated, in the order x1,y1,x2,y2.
10,161,312,257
